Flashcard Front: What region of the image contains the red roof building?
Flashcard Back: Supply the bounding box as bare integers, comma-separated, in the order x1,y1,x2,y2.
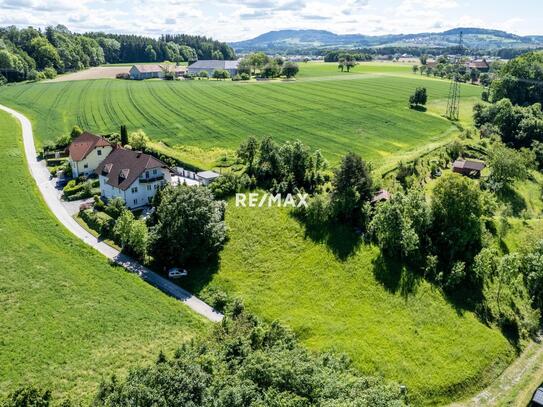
67,132,113,177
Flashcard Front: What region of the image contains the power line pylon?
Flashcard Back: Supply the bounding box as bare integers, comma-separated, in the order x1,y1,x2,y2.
445,31,463,121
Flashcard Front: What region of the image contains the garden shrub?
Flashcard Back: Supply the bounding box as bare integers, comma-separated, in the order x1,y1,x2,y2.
80,209,115,237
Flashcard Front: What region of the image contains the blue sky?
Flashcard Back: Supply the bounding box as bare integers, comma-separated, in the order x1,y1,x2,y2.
0,0,542,41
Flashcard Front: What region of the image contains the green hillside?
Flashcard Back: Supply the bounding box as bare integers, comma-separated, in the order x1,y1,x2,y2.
187,202,515,406
0,63,482,169
0,110,208,402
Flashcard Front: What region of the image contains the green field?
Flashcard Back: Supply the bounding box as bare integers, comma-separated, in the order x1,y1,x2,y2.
0,110,208,402
0,62,482,169
186,202,515,406
0,63,510,405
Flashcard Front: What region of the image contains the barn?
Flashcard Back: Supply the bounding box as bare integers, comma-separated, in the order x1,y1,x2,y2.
187,60,240,77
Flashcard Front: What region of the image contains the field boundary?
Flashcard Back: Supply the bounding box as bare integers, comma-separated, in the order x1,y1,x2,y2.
0,103,223,323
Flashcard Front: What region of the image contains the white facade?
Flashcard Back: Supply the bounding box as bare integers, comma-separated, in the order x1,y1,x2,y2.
100,167,171,209
71,145,113,178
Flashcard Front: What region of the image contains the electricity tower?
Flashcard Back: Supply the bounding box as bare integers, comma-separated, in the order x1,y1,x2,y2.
445,31,463,121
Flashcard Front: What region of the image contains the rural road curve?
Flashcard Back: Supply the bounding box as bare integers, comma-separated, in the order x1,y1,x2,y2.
0,103,223,323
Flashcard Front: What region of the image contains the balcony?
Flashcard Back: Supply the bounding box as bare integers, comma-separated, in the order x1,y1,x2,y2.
139,175,164,183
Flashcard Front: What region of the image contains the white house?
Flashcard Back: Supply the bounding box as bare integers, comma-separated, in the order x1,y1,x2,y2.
187,60,240,77
96,148,171,209
67,132,113,178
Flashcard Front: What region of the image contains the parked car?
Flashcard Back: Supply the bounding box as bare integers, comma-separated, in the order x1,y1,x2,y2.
168,268,188,279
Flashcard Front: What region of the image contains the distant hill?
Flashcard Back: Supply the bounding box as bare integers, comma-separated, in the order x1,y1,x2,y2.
230,28,543,53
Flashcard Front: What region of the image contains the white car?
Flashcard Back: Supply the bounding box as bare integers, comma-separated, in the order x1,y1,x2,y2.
168,268,188,279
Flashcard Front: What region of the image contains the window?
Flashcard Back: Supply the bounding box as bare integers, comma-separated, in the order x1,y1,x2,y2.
133,199,138,205
154,184,158,189
153,169,157,175
131,187,138,193
145,171,149,179
97,149,102,156
147,185,151,191
83,164,88,169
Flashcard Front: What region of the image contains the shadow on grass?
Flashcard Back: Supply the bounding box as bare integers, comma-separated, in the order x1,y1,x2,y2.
372,254,422,300
410,105,428,112
181,255,221,295
497,185,527,216
290,213,362,261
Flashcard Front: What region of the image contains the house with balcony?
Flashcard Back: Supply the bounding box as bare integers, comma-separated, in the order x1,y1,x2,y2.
67,132,113,177
96,148,171,209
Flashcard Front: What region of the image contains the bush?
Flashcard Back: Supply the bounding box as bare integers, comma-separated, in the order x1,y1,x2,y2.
80,209,115,237
240,72,250,80
209,173,250,199
2,386,51,407
63,180,95,201
43,67,57,79
104,197,126,219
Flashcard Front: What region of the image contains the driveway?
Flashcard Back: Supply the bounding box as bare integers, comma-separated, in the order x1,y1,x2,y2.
0,103,223,323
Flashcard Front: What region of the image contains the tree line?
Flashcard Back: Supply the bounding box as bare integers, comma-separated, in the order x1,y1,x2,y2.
0,24,235,84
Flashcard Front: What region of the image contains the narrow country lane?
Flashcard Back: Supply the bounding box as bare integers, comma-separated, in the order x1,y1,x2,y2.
0,103,223,323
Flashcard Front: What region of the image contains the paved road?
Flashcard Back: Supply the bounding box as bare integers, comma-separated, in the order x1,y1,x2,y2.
0,103,223,323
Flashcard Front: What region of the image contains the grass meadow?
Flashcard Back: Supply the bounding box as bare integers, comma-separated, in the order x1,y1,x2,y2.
0,63,511,405
186,202,515,406
0,62,482,169
0,110,208,402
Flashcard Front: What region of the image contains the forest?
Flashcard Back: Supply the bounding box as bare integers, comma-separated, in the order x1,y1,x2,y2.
0,25,236,83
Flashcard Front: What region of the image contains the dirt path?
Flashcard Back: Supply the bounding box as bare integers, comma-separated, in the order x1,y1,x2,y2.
48,66,130,82
449,334,543,406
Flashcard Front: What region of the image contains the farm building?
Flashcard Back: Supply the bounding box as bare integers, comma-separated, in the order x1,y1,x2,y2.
97,148,171,209
67,132,113,177
187,60,240,77
467,59,490,72
452,159,486,178
129,64,186,80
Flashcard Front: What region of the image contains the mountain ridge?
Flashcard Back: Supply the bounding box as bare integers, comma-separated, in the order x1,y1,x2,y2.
230,27,543,52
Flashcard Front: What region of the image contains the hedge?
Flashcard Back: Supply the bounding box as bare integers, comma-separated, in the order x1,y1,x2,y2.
80,209,115,238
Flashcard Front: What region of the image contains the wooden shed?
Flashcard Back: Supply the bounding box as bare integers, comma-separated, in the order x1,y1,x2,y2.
452,159,485,178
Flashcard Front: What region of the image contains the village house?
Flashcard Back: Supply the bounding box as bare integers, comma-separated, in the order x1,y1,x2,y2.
467,59,490,72
67,132,113,178
452,158,486,178
96,148,172,209
187,60,240,77
129,64,186,80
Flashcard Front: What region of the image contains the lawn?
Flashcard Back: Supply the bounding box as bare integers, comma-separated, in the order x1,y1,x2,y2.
0,110,208,402
0,64,482,169
0,64,506,405
185,202,515,406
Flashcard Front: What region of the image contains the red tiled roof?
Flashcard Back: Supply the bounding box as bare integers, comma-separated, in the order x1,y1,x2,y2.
68,132,111,161
96,148,169,191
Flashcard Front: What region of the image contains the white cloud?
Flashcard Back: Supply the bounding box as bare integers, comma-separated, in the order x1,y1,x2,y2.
0,0,540,42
